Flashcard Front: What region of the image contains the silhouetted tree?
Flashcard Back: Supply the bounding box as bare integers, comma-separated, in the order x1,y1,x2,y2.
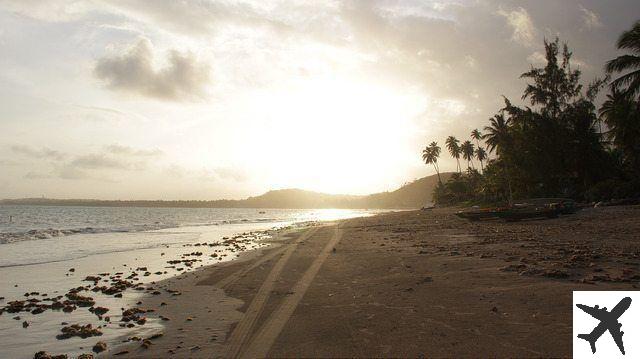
461,140,475,170
483,114,510,155
445,136,462,172
606,21,640,98
475,147,487,173
471,129,482,147
422,141,442,184
599,89,640,173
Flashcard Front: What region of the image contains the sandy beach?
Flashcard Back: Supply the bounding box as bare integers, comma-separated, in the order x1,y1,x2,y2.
87,204,640,358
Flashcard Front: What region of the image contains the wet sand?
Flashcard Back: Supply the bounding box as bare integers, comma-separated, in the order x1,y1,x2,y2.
104,205,640,357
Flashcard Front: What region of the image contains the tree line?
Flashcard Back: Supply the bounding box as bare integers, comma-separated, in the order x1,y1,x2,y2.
422,21,640,205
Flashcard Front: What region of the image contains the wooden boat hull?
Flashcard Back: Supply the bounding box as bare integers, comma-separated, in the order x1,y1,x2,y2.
496,207,559,221
455,209,502,221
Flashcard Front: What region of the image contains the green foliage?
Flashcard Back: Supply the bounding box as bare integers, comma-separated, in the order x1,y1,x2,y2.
425,33,640,206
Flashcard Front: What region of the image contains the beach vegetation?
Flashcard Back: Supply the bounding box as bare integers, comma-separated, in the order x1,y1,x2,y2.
423,28,640,205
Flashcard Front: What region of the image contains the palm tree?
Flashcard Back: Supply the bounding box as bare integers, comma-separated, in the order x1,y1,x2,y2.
599,88,640,169
422,141,442,183
460,140,475,170
445,136,462,172
470,129,482,147
483,114,510,155
606,21,640,97
475,147,487,173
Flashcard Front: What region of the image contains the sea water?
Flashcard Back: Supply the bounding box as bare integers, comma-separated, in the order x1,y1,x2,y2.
0,206,378,358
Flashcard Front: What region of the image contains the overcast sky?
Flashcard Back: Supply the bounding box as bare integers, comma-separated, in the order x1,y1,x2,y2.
0,0,638,200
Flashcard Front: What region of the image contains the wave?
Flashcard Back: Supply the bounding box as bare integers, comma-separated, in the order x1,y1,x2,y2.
0,225,165,245
0,217,291,245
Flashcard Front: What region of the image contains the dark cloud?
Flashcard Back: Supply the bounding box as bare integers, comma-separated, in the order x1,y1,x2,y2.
94,38,210,100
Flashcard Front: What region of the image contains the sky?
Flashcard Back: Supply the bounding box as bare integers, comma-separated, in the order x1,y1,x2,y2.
0,0,638,200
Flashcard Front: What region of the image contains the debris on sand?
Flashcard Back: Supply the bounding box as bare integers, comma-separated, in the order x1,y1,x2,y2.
92,341,107,353
56,324,102,340
34,351,68,359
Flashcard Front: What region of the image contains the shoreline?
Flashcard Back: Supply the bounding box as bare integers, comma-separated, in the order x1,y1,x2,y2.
12,205,639,357
109,205,639,357
107,224,318,357
0,220,315,358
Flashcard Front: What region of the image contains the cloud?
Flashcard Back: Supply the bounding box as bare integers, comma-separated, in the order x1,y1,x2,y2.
0,0,90,22
0,158,21,166
94,38,211,101
105,144,162,157
10,145,66,161
55,165,89,180
528,50,590,69
11,143,165,182
579,5,602,30
213,166,248,182
70,153,133,170
497,7,537,47
71,145,162,171
23,171,51,179
165,164,248,183
198,166,248,182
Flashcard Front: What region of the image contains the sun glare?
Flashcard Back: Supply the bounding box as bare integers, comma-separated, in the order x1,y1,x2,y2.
240,75,425,194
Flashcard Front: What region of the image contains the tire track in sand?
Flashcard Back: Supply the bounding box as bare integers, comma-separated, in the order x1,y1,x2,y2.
240,226,343,358
224,226,319,358
216,245,289,289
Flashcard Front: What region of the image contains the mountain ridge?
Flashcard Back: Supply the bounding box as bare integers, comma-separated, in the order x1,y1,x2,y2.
0,173,452,209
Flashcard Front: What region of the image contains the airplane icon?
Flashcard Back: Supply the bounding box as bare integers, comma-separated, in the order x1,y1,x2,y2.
576,297,632,355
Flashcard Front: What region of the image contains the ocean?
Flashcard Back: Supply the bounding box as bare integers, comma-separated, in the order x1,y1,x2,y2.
0,205,380,358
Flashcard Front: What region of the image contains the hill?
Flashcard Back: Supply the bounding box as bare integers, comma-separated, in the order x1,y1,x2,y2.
0,173,452,209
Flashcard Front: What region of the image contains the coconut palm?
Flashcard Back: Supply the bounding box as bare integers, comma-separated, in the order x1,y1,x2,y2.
460,140,475,170
599,88,640,169
445,136,462,172
475,147,487,173
483,114,510,155
606,21,640,97
422,141,442,183
470,129,482,147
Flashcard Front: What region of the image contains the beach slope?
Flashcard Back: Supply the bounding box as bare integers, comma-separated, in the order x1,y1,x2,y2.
118,206,640,357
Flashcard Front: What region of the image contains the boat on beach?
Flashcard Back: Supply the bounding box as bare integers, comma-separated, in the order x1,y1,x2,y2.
456,198,580,222
455,206,507,221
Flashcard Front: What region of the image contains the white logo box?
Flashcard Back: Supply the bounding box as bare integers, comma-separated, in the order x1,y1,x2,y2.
573,291,640,358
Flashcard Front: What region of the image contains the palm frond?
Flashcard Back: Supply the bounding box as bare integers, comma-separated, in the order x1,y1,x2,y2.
605,55,640,74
